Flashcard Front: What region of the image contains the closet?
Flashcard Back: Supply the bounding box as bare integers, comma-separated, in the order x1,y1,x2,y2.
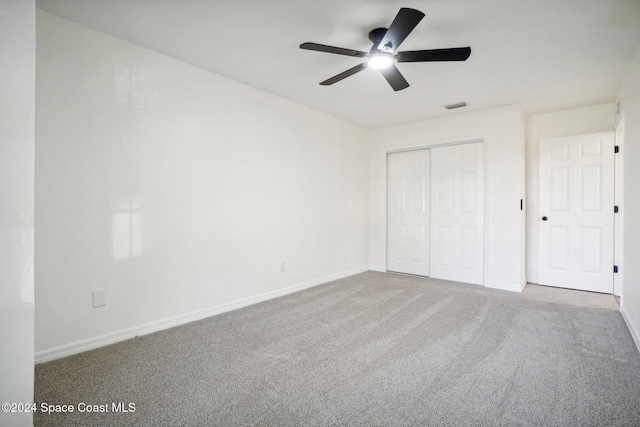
387,142,484,285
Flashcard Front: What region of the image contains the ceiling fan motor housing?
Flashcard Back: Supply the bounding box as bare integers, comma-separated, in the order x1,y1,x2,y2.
368,27,389,47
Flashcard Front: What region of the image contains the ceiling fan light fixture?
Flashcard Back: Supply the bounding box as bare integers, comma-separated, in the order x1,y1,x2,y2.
368,53,393,69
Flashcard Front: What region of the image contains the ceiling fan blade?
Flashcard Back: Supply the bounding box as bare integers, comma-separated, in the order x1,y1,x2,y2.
380,64,409,91
377,8,425,51
320,63,368,86
396,47,472,62
300,42,368,58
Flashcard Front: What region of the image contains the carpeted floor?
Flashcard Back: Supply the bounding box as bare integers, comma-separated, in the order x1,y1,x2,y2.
34,272,640,426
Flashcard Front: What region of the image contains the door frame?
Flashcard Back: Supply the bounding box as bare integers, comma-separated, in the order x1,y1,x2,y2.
614,113,624,297
385,138,486,284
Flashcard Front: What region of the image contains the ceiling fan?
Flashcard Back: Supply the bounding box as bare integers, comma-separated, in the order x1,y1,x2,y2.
300,8,471,91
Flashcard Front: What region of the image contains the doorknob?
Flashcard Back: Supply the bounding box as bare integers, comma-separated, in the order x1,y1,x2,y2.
542,216,548,221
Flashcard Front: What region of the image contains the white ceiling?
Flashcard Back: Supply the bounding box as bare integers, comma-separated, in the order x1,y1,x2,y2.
36,0,640,129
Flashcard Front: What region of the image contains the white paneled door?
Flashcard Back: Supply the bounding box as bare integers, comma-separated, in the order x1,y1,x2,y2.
538,132,615,293
430,143,484,285
387,150,431,276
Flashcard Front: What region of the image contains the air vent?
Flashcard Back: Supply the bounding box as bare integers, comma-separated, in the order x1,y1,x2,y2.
445,101,467,110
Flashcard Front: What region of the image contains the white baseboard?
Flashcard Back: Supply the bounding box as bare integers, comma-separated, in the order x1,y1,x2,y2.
485,280,525,293
35,266,369,364
621,305,640,353
369,265,385,272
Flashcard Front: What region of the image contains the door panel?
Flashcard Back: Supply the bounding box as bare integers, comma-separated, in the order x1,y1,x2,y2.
580,227,600,273
430,143,484,285
580,165,601,211
461,227,477,270
412,175,426,212
390,175,406,212
437,173,453,213
436,226,453,267
550,167,570,211
387,150,431,276
538,132,614,293
412,225,427,263
461,172,477,213
549,226,569,270
390,224,406,261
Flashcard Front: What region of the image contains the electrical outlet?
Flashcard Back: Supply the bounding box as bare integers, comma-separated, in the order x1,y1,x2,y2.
342,254,347,264
280,261,286,273
92,289,106,308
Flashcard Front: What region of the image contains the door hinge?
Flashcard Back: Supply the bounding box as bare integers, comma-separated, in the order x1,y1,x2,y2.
614,205,619,213
615,145,620,153
614,265,619,273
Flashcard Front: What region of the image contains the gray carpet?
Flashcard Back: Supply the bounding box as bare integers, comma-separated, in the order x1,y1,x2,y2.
35,272,640,426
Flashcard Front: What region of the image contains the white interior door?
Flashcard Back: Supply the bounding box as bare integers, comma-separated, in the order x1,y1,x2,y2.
387,150,430,276
430,143,484,285
538,132,614,293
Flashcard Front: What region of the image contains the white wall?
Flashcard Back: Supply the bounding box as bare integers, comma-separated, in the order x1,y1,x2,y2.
369,105,526,292
618,41,640,350
525,104,615,284
0,1,35,426
35,11,369,361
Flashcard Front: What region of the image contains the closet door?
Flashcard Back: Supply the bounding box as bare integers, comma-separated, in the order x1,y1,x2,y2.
430,143,484,285
387,150,430,276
